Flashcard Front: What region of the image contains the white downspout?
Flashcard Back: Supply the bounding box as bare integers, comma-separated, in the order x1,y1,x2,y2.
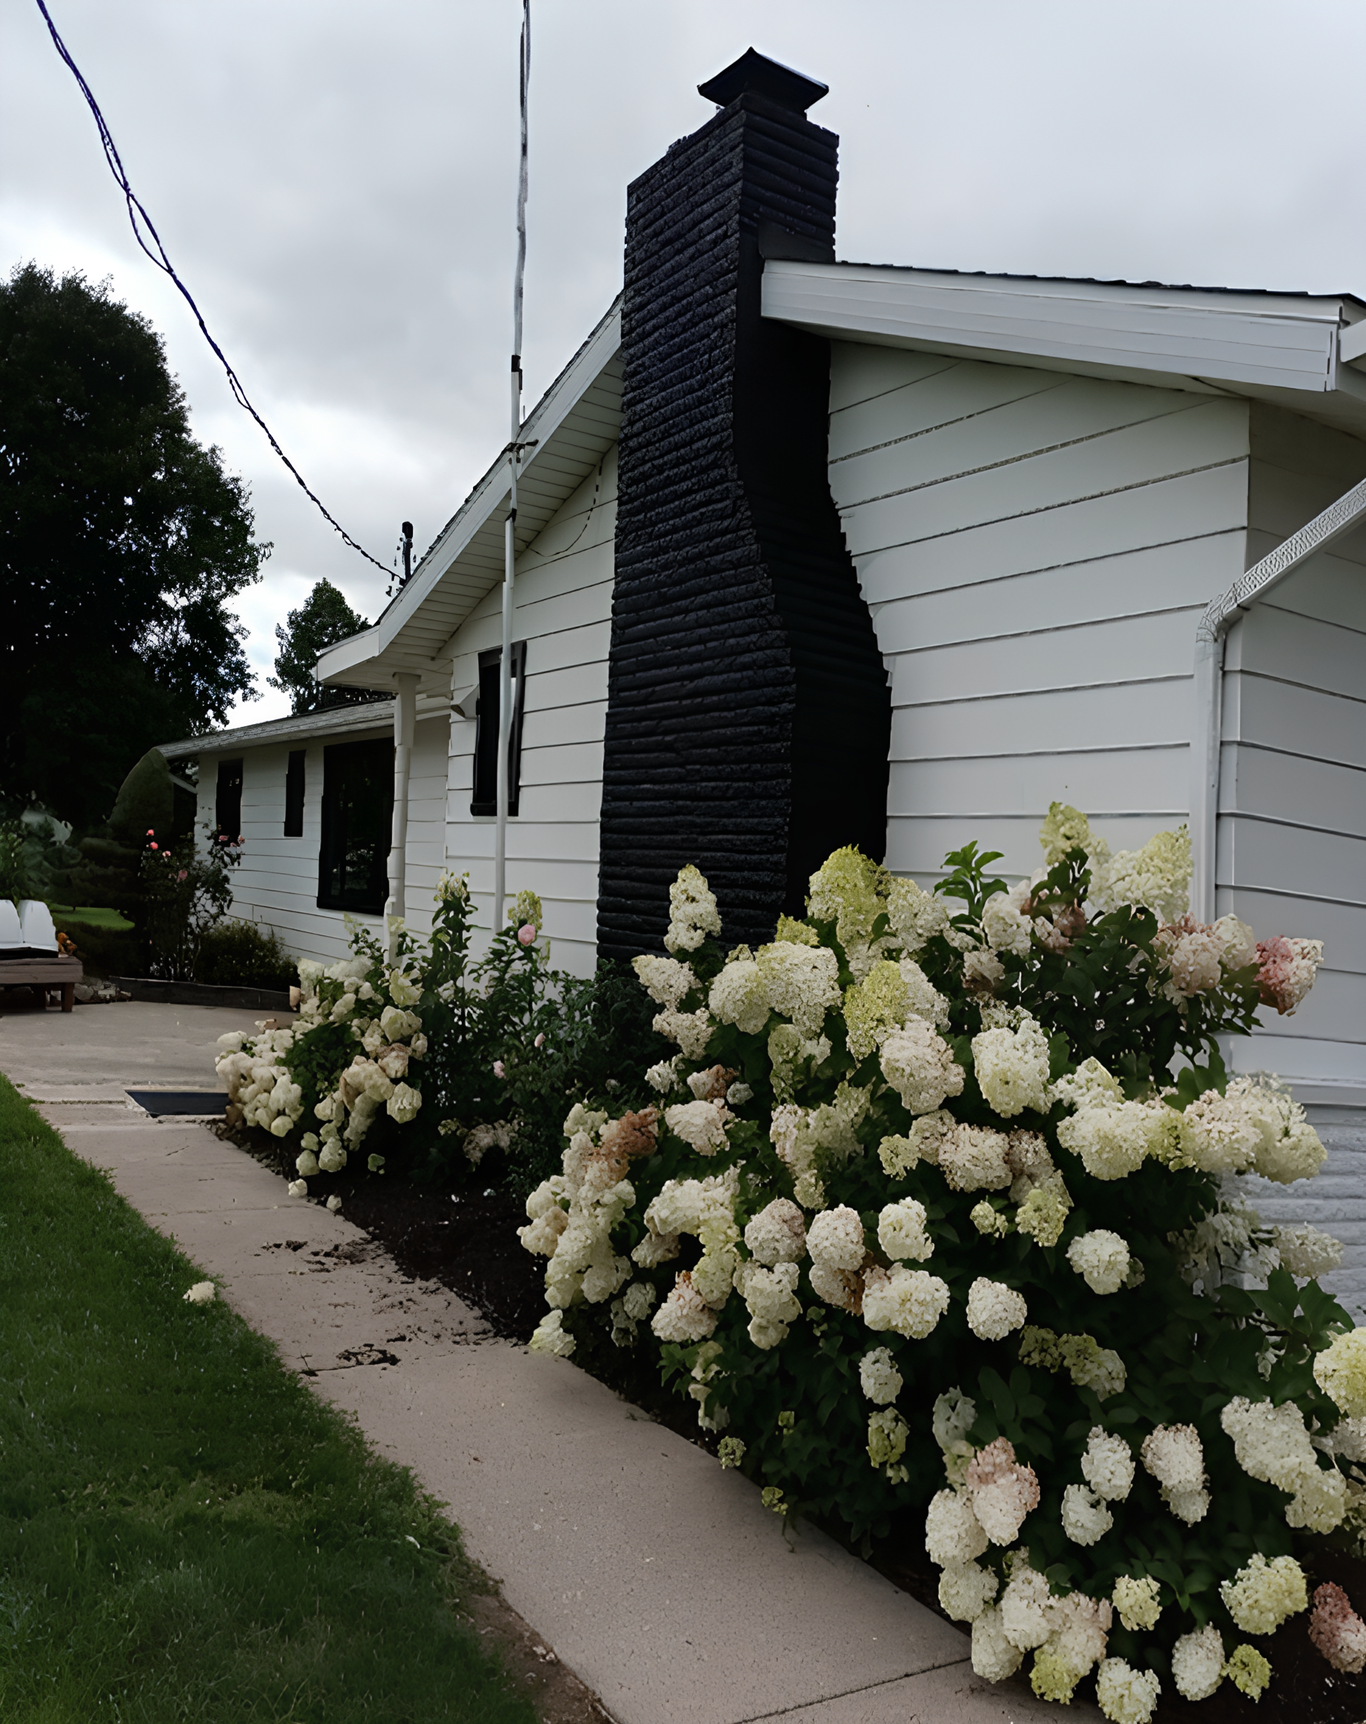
1191,464,1366,923
386,672,420,962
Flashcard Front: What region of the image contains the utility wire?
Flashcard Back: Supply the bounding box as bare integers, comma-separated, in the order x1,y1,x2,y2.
34,0,391,577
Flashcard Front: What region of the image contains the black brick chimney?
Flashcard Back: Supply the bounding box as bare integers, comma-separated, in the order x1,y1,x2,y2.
595,50,891,959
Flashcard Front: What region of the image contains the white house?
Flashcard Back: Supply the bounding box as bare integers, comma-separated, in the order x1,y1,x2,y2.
164,50,1365,1303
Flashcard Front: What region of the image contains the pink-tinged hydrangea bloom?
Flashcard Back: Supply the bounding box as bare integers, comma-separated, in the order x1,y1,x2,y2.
965,1437,1041,1546
1309,1581,1366,1674
1255,935,1323,1015
517,923,537,945
650,1271,719,1343
744,1197,807,1265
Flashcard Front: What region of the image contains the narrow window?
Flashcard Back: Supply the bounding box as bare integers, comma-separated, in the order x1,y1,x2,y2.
215,758,243,841
471,640,527,817
317,738,393,913
284,749,306,836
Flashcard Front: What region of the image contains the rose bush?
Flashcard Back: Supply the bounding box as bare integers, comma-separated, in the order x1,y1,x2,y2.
521,807,1360,1719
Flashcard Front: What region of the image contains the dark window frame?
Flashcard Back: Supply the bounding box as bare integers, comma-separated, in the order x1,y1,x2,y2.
317,737,394,914
284,749,306,837
215,758,243,841
470,640,528,817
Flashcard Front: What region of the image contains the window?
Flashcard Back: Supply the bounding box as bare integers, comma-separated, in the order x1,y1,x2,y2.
284,749,306,837
215,758,243,841
471,640,527,816
317,738,393,913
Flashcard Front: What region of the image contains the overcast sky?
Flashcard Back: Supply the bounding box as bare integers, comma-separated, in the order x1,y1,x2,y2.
6,0,1365,726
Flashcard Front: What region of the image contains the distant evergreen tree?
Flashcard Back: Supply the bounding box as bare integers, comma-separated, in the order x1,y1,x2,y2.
268,579,378,714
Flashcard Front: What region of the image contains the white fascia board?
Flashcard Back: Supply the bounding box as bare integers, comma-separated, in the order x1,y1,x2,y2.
764,261,1349,397
317,300,623,693
157,694,447,761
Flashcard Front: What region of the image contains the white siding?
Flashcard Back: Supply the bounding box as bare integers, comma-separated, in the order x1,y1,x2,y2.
828,341,1251,881
194,710,450,966
1218,406,1366,1091
442,446,617,975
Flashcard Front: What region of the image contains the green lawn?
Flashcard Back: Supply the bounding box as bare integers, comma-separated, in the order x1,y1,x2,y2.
47,903,134,931
0,1075,538,1724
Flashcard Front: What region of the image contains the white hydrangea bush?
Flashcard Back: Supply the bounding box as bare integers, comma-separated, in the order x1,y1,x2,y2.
523,808,1364,1715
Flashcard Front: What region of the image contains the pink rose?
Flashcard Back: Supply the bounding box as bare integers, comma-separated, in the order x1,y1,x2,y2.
149,842,158,851
146,828,155,837
493,1060,505,1078
534,1033,545,1048
518,923,537,946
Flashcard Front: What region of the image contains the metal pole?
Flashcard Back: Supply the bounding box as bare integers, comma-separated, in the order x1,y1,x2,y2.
494,0,530,932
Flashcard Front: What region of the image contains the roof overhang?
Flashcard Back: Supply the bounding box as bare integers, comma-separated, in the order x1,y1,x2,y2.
157,694,448,762
318,299,623,695
762,261,1366,438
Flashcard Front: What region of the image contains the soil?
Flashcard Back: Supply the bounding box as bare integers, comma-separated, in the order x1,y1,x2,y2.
223,1124,1366,1724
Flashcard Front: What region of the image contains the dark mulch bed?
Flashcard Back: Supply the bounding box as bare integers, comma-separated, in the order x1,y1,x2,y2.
220,1122,1366,1722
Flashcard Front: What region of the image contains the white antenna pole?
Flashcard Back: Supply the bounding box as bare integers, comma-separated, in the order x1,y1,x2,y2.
494,0,530,933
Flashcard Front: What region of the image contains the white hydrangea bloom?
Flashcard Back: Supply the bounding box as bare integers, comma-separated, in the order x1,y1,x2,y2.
287,1179,308,1197
1273,1222,1342,1280
652,1007,714,1060
859,1346,903,1404
925,1488,989,1565
1170,1625,1225,1702
981,886,1033,957
1220,1553,1307,1636
633,953,698,1009
863,1266,951,1340
318,1140,347,1173
295,1149,320,1177
1095,1657,1161,1724
708,958,770,1034
387,1082,421,1124
528,1309,576,1358
744,1197,807,1265
733,1259,802,1349
651,1272,720,1343
1141,1425,1209,1524
999,1563,1054,1650
1176,1086,1261,1175
1066,1229,1131,1295
962,947,1005,989
940,1560,999,1623
898,957,950,1028
664,864,721,954
885,875,951,952
1111,1575,1161,1632
878,1109,955,1177
933,1387,977,1466
1082,1428,1135,1501
1213,913,1257,971
939,1124,1013,1192
663,1098,730,1156
879,1019,965,1115
1221,1395,1348,1533
1056,1095,1169,1180
1163,924,1224,997
806,1204,866,1271
1092,824,1191,924
1061,1482,1113,1546
971,1604,1024,1682
755,941,841,1037
966,1278,1028,1341
970,1015,1051,1117
877,1198,934,1262
1231,1074,1327,1184
1314,1328,1366,1418
645,1057,683,1094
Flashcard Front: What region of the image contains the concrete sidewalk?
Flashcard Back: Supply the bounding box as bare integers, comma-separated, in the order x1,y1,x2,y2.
4,1003,1087,1724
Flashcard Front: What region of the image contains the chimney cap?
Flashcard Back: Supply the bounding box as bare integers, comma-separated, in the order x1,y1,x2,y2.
697,48,828,114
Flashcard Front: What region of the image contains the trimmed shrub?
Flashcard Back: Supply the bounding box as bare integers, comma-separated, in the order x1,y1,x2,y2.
195,919,296,991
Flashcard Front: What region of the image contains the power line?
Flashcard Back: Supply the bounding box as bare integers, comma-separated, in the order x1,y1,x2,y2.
34,0,391,577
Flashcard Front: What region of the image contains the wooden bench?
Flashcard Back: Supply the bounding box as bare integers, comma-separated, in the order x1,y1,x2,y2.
0,955,84,1012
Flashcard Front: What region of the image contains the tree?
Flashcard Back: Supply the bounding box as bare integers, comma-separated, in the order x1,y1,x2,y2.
0,264,268,829
268,578,375,714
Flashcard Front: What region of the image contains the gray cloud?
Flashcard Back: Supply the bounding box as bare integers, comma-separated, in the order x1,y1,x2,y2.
6,0,1364,722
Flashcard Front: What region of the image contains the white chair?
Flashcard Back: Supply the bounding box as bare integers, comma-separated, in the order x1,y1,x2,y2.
18,900,58,952
0,900,22,951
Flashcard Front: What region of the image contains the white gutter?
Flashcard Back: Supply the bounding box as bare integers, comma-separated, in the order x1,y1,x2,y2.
1191,469,1366,920
385,674,420,961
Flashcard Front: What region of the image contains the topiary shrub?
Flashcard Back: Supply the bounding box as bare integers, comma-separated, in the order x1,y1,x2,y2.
519,807,1355,1719
195,918,296,991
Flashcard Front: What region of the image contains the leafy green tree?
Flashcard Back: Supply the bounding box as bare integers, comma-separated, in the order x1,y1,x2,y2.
268,578,375,714
0,264,267,829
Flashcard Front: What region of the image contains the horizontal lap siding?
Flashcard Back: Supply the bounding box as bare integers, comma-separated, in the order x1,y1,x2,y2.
194,714,449,965
443,450,617,976
1218,405,1366,1110
828,341,1249,881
